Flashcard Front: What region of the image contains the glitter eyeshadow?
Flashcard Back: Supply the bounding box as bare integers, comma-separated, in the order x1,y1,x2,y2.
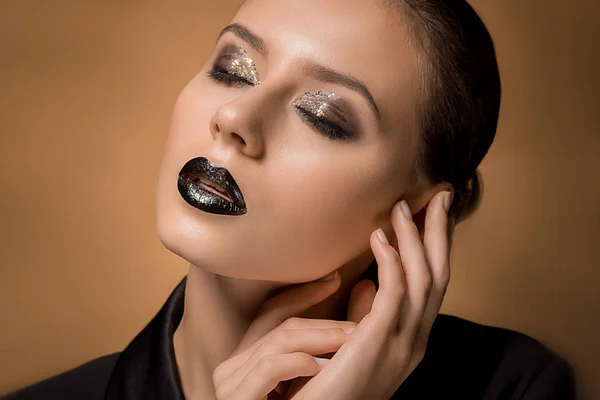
292,90,342,118
226,46,261,85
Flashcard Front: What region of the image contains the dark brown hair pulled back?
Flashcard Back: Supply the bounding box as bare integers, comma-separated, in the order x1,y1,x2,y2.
360,0,501,290
395,0,501,223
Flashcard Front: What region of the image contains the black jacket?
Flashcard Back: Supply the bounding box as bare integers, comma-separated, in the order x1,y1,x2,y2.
3,276,577,399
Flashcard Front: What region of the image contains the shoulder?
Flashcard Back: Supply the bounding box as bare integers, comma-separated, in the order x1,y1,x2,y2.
393,314,577,399
2,352,121,400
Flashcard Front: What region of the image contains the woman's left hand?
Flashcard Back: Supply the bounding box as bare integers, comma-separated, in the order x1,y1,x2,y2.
288,190,455,400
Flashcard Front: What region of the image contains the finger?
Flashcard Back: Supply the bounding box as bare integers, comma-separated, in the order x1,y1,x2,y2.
215,317,357,385
347,279,376,323
389,200,432,340
216,327,350,396
222,352,328,400
367,229,406,331
235,272,341,354
418,191,452,345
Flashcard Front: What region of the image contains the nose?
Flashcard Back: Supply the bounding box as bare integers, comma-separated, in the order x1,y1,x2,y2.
209,98,265,159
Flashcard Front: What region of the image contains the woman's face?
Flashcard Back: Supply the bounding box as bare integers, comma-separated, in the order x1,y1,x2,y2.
156,0,427,282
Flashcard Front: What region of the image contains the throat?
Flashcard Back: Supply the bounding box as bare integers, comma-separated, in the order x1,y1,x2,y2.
173,325,217,399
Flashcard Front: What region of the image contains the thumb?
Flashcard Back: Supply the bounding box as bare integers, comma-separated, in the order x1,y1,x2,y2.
236,270,341,353
347,279,376,323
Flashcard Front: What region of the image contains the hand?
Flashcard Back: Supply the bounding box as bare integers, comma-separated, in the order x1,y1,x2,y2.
212,270,350,400
213,190,454,400
288,190,455,400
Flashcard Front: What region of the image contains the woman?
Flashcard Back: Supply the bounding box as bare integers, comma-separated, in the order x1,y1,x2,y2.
3,0,576,399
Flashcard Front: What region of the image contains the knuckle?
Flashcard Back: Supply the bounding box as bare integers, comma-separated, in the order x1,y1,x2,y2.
299,352,316,365
281,316,302,329
256,354,277,373
261,330,289,354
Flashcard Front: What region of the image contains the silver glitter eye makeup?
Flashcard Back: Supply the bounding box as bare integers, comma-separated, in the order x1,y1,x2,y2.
293,90,356,141
225,46,260,86
292,90,342,118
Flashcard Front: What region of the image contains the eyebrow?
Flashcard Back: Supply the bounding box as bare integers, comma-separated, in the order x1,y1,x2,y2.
216,23,381,120
217,23,268,57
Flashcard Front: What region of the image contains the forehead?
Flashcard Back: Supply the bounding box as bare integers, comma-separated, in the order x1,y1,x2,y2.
233,0,423,136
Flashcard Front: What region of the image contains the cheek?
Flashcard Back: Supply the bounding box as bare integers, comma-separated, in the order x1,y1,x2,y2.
266,152,394,270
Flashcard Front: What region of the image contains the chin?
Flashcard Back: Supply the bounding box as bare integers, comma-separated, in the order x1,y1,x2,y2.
156,184,225,272
155,183,263,279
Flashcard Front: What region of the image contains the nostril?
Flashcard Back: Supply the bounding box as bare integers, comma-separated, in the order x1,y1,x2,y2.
234,133,246,145
210,121,221,138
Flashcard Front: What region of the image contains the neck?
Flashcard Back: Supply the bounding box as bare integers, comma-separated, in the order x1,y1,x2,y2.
173,254,372,399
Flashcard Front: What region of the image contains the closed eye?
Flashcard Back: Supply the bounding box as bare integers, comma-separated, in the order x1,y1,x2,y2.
294,106,353,141
206,66,255,87
206,66,354,141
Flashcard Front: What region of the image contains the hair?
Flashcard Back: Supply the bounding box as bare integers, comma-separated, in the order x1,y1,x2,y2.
360,0,501,290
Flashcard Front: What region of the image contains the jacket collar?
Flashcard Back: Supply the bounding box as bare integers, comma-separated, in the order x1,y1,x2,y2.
104,275,433,399
105,276,188,400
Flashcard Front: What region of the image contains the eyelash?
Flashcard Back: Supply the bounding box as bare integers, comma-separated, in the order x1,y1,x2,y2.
206,66,253,87
205,66,353,141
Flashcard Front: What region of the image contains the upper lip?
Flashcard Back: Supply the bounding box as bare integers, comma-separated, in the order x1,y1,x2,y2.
178,156,246,209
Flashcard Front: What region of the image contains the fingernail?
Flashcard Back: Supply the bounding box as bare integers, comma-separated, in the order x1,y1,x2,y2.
400,200,412,221
314,356,330,366
376,229,389,244
343,326,355,334
443,191,453,213
320,270,338,281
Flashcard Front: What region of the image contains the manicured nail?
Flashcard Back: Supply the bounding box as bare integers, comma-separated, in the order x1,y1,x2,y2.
320,270,338,281
443,191,453,213
314,357,330,366
376,229,389,244
400,200,412,221
343,326,355,334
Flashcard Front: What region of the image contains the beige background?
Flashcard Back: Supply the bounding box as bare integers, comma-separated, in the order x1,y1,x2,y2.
1,1,598,398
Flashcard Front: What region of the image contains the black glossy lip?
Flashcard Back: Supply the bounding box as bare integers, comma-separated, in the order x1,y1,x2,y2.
177,157,247,215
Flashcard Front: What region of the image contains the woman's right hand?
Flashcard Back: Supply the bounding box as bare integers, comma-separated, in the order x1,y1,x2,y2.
211,270,365,400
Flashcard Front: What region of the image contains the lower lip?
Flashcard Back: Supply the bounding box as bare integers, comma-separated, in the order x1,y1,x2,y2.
177,176,247,216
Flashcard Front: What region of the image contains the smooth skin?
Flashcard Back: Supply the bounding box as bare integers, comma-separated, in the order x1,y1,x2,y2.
213,191,454,399
160,0,458,398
